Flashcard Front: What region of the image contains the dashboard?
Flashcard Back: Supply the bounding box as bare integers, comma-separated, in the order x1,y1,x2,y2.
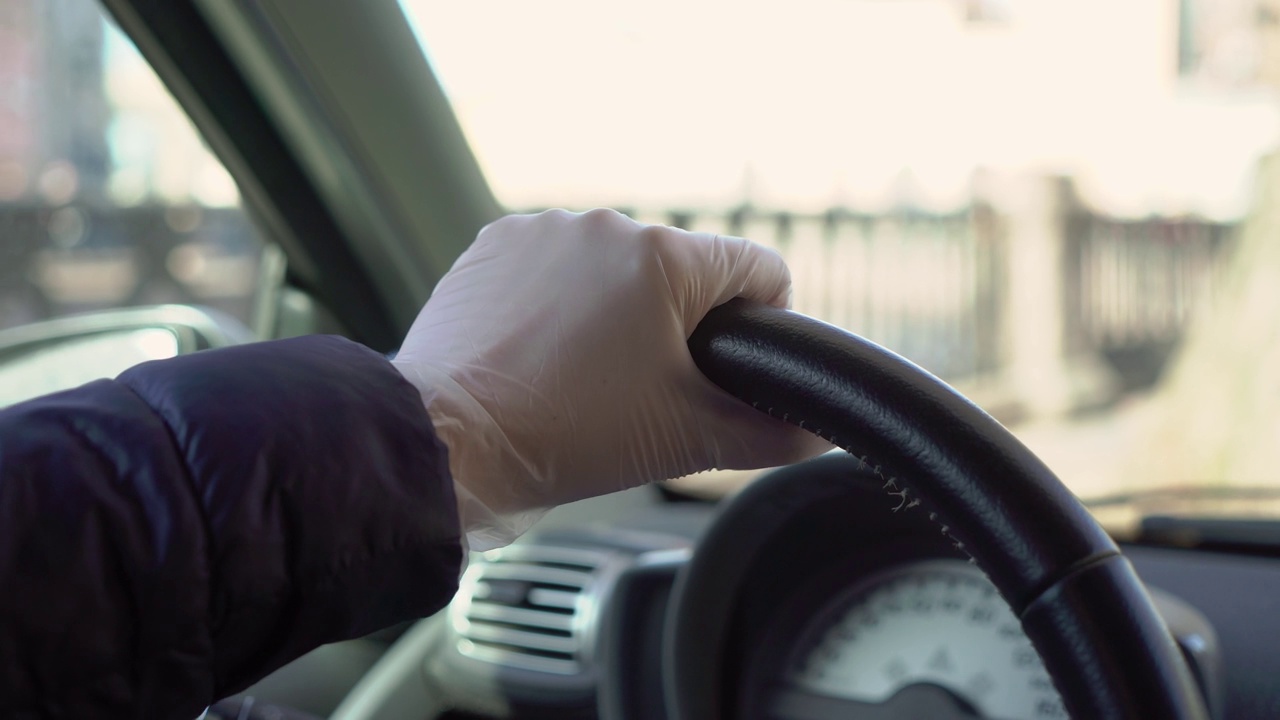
338,454,1280,720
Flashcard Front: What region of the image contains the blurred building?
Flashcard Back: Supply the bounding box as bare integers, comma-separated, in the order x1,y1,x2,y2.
1180,0,1280,90
0,0,255,334
0,0,108,204
0,0,237,207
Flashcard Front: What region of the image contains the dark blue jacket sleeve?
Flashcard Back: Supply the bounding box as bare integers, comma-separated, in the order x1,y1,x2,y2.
0,335,463,720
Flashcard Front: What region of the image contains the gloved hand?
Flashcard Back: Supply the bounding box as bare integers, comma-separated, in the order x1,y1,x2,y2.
393,209,831,549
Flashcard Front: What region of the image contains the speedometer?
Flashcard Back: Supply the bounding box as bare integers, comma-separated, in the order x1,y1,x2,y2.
789,560,1066,719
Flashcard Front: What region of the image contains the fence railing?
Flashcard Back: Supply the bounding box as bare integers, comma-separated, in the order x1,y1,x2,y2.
612,194,1235,401
1062,211,1235,390
622,206,1003,380
0,189,1237,413
1066,214,1233,349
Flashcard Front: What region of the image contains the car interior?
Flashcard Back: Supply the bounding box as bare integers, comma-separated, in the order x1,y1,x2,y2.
2,1,1280,718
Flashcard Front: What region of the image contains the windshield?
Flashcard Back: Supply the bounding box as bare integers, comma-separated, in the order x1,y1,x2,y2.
399,0,1280,512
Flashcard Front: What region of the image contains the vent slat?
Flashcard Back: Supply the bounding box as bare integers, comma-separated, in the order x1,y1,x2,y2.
462,622,579,653
483,545,609,570
459,641,581,675
465,602,576,631
475,563,592,588
527,588,580,609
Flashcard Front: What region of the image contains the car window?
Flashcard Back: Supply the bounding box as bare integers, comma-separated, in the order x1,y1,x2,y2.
400,0,1280,504
0,0,263,334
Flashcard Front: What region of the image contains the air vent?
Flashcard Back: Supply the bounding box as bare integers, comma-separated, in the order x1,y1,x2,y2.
450,544,614,675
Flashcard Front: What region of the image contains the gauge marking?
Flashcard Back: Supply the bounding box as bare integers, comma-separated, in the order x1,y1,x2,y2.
790,559,1065,719
927,646,954,672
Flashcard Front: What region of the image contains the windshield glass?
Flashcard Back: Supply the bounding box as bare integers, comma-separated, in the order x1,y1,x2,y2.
400,0,1280,512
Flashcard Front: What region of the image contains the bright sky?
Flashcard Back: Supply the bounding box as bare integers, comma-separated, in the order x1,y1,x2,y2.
402,0,1280,219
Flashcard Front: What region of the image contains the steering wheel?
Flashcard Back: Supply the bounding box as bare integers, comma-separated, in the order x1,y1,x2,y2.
665,299,1207,719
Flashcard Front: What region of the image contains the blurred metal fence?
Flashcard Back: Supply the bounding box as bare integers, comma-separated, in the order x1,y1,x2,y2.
621,206,1004,381
609,201,1234,390
0,196,1236,402
1066,213,1233,347
1063,212,1235,389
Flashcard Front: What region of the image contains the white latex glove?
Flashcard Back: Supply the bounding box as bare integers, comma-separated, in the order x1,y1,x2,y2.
393,209,832,550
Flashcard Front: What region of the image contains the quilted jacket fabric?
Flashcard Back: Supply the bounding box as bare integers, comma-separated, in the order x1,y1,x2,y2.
0,335,463,719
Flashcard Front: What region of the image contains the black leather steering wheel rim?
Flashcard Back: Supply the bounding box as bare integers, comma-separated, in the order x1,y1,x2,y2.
665,298,1207,719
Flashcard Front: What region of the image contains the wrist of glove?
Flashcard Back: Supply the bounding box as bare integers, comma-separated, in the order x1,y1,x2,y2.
394,209,831,550
393,362,549,550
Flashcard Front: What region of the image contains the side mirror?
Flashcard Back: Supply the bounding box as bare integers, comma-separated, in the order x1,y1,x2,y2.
0,305,254,408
